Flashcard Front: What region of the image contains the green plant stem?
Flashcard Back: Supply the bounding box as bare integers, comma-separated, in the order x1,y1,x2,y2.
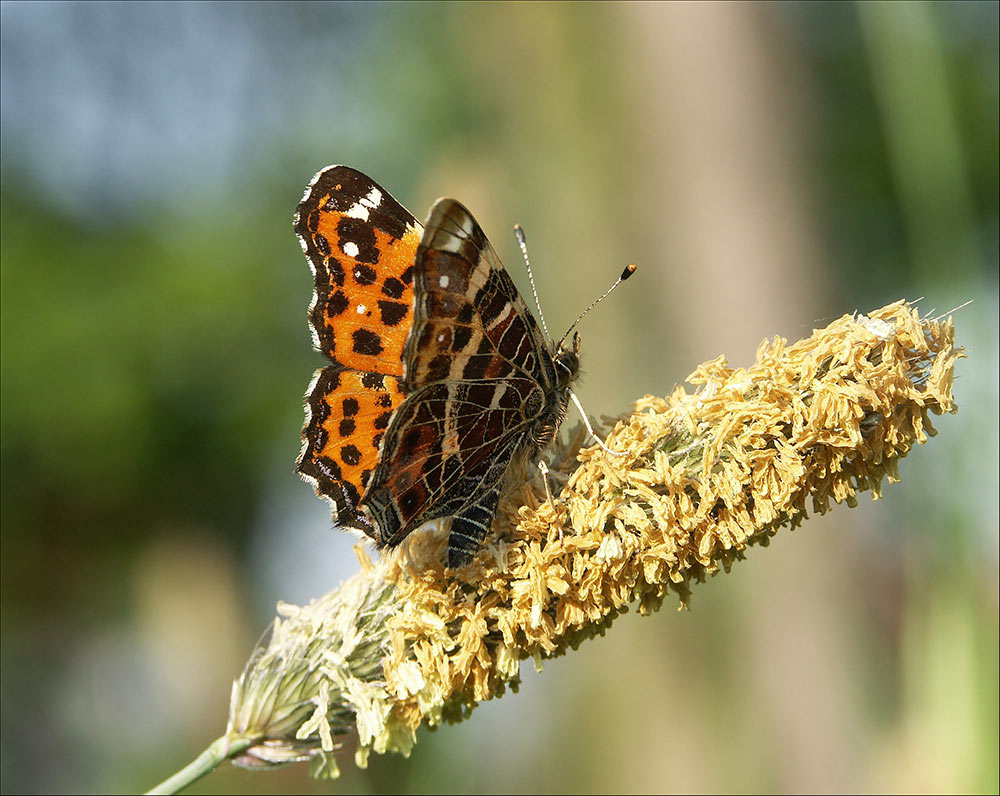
146,734,256,795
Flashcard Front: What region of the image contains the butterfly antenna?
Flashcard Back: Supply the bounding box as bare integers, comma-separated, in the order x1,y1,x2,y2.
514,224,552,342
569,390,626,456
556,263,638,351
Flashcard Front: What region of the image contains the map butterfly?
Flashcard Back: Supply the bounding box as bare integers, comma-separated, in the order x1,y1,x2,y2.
294,166,630,567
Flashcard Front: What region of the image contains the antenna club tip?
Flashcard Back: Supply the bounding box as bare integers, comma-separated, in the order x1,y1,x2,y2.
621,263,638,280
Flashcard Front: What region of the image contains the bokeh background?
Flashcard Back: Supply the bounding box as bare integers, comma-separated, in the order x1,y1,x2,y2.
2,2,997,793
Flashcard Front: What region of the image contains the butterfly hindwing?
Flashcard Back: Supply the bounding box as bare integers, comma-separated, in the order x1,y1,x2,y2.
362,377,543,548
298,367,406,531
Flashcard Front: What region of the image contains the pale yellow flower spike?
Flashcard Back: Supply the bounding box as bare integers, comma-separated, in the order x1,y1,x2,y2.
147,300,964,793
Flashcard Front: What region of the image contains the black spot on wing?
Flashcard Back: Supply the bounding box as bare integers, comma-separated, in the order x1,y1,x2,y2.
327,290,349,316
382,277,406,299
378,300,408,327
337,217,379,264
352,263,377,285
352,329,383,356
456,303,474,324
400,486,424,517
341,444,362,466
427,354,451,381
326,257,345,287
453,325,472,351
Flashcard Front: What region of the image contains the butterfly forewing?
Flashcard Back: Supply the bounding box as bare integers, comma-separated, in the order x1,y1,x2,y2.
405,199,556,390
295,165,422,376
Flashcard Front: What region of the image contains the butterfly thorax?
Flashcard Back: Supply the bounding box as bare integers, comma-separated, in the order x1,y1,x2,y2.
530,347,578,449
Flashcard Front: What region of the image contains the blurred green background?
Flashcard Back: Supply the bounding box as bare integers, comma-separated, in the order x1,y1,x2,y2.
1,2,997,793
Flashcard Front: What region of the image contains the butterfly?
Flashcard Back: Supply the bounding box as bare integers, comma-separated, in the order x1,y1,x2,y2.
294,166,629,568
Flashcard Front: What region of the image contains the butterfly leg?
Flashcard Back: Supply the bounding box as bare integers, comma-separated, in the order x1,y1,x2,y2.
537,459,555,505
536,459,564,542
448,486,501,568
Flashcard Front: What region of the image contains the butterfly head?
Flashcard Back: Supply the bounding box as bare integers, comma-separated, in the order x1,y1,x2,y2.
553,331,581,390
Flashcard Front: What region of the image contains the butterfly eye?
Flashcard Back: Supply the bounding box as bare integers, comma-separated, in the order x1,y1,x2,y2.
554,351,579,389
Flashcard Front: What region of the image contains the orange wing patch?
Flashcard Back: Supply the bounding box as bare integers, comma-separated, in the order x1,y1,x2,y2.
299,367,406,511
313,211,421,377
